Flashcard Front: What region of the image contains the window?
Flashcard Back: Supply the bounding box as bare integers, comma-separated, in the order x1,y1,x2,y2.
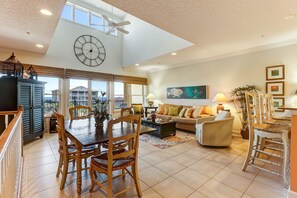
114,82,125,109
131,84,144,104
74,7,88,26
90,14,103,31
61,4,73,20
39,76,60,115
91,81,108,108
69,79,88,107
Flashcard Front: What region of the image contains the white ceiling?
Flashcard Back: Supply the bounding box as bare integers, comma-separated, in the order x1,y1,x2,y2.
103,0,297,71
0,0,66,54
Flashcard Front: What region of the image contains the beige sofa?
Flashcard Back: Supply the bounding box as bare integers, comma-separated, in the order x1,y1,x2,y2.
155,104,214,132
196,111,234,146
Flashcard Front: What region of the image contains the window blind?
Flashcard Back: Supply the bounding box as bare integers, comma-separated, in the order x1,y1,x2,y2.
113,75,147,85
65,69,113,81
23,64,65,79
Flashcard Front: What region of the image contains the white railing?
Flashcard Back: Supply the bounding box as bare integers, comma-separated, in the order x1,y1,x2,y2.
0,107,23,198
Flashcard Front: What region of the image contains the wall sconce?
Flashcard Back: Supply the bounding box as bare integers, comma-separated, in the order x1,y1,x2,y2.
212,93,228,113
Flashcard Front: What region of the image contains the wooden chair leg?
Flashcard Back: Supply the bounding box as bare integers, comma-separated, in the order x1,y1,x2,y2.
56,154,63,177
242,132,254,171
84,158,87,169
132,164,142,197
107,170,113,198
60,157,69,190
251,135,259,164
89,165,96,192
282,132,290,188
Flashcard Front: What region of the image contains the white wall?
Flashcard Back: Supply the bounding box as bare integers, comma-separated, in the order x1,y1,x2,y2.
148,43,297,132
0,19,146,77
122,14,193,66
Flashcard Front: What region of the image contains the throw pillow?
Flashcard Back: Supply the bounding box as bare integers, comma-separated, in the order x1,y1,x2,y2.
157,104,164,114
133,105,142,113
168,106,179,116
185,108,194,118
178,107,187,117
215,111,231,121
164,104,170,115
192,105,203,118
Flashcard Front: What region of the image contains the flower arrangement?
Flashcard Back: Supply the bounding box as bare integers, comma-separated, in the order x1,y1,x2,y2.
93,91,110,127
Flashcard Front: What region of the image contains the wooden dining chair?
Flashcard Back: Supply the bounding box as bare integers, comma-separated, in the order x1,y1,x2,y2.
53,111,99,190
69,106,92,121
121,107,134,116
242,92,291,187
89,114,142,198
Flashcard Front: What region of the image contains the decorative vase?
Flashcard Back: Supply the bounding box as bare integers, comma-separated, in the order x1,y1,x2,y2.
95,119,104,130
151,112,156,122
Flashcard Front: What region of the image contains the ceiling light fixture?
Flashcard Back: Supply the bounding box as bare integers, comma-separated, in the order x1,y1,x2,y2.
40,9,52,16
135,63,140,66
171,52,177,56
36,44,44,48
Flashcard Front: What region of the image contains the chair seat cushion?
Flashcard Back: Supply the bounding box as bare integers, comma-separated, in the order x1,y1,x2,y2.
68,144,97,153
91,149,135,170
254,123,290,133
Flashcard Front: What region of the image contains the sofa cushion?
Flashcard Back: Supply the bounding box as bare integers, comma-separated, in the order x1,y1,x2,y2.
164,104,170,115
201,105,212,115
157,104,164,114
178,107,187,117
185,108,194,118
172,117,196,124
168,106,179,116
192,105,203,118
215,111,231,121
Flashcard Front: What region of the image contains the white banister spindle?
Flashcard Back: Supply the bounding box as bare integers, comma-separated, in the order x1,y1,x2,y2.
0,108,23,198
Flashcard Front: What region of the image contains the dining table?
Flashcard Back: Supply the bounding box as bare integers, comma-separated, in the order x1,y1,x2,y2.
64,118,157,194
278,105,297,192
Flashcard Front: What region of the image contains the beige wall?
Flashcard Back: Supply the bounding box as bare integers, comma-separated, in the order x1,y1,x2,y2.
148,43,297,132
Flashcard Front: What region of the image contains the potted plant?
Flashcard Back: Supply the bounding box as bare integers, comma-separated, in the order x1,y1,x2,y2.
231,85,260,139
93,91,110,128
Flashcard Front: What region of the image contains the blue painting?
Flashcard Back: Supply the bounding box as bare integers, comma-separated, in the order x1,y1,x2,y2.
167,86,208,99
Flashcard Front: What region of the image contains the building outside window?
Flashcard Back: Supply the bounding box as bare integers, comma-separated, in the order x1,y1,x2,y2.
39,76,60,116
114,82,125,109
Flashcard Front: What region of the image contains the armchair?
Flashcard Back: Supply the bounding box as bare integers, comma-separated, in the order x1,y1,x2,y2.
195,111,234,146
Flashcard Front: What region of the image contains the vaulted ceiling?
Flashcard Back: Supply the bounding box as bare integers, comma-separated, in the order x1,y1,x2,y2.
104,0,297,70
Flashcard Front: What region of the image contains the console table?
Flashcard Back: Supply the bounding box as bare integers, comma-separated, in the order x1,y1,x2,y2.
144,106,158,117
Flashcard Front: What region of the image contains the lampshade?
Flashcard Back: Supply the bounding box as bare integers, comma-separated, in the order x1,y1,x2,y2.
146,93,155,100
212,93,228,103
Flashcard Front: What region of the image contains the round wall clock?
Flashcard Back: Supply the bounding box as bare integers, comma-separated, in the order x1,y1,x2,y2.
74,35,106,67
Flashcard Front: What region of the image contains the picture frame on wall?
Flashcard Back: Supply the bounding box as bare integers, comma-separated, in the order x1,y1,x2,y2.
273,97,285,112
266,65,285,81
266,81,285,96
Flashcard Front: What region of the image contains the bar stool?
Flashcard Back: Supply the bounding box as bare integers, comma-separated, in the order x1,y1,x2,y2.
242,92,291,187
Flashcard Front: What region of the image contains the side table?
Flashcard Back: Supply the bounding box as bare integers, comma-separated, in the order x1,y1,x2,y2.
144,106,158,117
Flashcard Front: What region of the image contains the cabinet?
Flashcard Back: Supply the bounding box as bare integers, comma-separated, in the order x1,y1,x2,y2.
0,78,45,142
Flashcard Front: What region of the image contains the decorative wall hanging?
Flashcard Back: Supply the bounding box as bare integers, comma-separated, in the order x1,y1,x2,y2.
167,85,208,99
266,65,285,81
266,81,284,96
273,97,285,112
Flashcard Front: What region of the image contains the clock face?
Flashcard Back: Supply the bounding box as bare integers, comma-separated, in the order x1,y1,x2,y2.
74,35,106,67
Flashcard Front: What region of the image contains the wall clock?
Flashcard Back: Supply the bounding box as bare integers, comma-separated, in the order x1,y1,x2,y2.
74,35,106,67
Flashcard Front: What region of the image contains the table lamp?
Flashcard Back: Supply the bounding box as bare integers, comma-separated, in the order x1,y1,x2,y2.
146,93,155,107
213,93,228,113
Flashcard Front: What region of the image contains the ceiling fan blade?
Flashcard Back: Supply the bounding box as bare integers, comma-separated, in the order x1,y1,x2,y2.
90,23,105,26
116,27,129,34
116,21,131,26
102,14,112,25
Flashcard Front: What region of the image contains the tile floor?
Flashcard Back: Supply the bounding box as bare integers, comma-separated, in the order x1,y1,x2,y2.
21,133,289,198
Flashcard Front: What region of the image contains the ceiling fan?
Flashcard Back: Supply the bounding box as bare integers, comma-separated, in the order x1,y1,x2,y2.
102,15,131,34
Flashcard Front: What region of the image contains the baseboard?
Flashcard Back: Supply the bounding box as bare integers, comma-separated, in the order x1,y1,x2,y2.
289,190,297,198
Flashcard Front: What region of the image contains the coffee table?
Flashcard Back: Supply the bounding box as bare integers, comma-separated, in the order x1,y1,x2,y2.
141,119,176,139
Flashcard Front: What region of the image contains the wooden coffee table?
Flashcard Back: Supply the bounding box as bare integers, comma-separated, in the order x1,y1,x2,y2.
141,119,176,139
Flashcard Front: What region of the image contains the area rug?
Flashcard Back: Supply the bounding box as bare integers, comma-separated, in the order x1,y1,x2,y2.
139,131,196,149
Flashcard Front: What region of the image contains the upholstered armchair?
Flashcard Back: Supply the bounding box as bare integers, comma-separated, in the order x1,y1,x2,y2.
195,111,234,147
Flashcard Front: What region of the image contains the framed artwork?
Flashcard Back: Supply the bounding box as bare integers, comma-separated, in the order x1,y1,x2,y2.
167,85,208,99
266,81,285,96
266,65,285,81
273,98,285,112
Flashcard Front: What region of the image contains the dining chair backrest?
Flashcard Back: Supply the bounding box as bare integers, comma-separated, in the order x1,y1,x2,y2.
107,115,141,163
245,92,260,138
120,107,134,117
259,93,275,123
53,111,69,155
69,106,92,121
